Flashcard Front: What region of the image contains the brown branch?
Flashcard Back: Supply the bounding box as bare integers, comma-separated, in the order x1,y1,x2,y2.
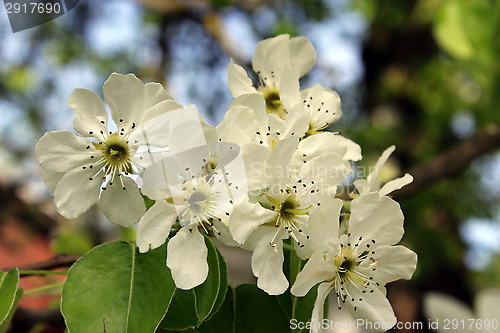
3,254,82,274
393,124,500,200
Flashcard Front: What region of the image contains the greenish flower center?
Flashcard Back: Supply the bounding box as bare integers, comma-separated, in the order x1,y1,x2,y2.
201,154,219,180
187,191,208,214
279,198,299,219
99,133,133,175
259,85,287,119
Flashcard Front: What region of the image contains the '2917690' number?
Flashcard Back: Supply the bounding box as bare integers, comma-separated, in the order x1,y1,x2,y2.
5,2,61,14
443,319,498,330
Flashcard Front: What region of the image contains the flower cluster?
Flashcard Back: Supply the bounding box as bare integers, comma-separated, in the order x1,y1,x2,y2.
36,35,417,331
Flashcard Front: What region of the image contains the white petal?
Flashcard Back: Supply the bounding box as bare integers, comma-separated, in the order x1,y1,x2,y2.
291,133,346,168
359,245,417,285
293,132,361,165
35,131,97,173
296,199,343,258
344,285,396,330
136,200,177,253
100,176,145,227
217,104,260,141
367,145,395,185
103,73,146,128
279,66,301,112
334,135,362,161
379,173,413,196
42,169,65,196
310,283,334,333
353,179,370,196
167,227,208,290
291,252,336,297
266,136,299,187
140,158,172,200
144,81,172,109
141,100,184,124
53,165,102,219
229,199,277,244
156,105,208,154
240,143,272,191
68,88,108,141
217,123,253,148
349,193,404,246
128,100,184,148
227,59,256,97
302,84,342,128
299,152,352,190
253,34,290,85
248,227,289,295
423,292,474,333
228,92,267,116
288,36,316,78
213,219,240,247
282,104,309,139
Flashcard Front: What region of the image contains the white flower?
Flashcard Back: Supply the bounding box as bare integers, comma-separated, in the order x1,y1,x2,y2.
301,84,343,137
424,289,500,333
227,34,315,118
290,131,362,170
229,150,352,295
291,193,417,332
35,73,179,226
354,145,413,197
227,34,344,139
217,94,309,191
137,173,231,290
136,120,247,289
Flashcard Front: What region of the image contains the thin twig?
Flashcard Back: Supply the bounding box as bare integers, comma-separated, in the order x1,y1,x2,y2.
393,124,500,200
2,254,82,275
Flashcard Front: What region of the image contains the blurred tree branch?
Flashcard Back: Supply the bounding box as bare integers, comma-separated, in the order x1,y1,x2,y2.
3,254,82,275
393,124,500,200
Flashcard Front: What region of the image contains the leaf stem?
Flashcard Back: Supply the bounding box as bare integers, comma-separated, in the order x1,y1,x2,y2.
24,282,64,295
282,243,295,252
19,270,67,276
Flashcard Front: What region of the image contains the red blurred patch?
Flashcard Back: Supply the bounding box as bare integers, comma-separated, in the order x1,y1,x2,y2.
0,219,65,310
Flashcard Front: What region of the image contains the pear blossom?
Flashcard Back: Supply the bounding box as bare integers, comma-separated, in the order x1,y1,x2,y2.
217,94,309,191
354,145,413,197
136,119,247,289
229,149,353,295
301,84,343,137
291,193,417,332
424,289,500,333
227,33,346,140
137,170,233,290
35,73,180,226
227,34,315,118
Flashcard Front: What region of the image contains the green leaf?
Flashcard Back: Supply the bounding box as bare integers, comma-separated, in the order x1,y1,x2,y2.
235,284,291,333
434,0,496,66
0,289,23,333
234,283,319,333
0,268,20,326
61,241,175,333
158,286,235,333
159,236,227,330
205,247,227,321
291,286,319,333
283,241,318,332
